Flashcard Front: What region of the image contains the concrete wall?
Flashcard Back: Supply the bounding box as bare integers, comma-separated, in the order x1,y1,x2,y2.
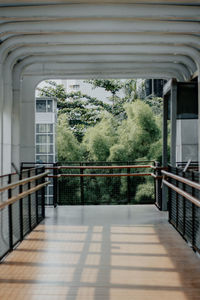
176,119,198,163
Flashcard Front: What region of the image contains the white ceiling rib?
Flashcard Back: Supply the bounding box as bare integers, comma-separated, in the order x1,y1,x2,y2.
0,1,199,81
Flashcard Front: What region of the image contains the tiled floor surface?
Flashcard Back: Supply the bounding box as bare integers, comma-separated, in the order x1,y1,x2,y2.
0,205,200,300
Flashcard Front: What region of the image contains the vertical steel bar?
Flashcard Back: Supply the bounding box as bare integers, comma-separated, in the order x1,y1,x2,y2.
19,171,23,241
176,168,179,229
35,168,39,224
191,171,195,247
42,167,45,219
168,166,172,222
53,163,58,207
28,170,32,231
182,171,186,237
80,165,84,206
127,168,131,204
8,174,13,251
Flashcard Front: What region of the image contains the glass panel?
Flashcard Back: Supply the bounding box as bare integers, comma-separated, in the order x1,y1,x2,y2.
48,155,54,163
36,134,54,143
47,124,53,133
36,134,47,143
47,145,54,154
36,124,53,133
36,100,46,112
36,155,48,163
47,100,53,112
47,134,53,143
49,186,53,195
36,145,47,154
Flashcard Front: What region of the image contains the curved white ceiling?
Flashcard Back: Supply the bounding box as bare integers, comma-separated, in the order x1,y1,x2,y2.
0,0,199,80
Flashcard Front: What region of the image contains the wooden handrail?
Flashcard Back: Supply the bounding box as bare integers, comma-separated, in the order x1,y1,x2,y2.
56,165,152,170
48,173,152,178
0,181,50,210
162,170,200,191
163,179,200,208
0,171,49,193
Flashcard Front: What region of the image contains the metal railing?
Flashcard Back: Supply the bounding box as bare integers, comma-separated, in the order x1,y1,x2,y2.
162,166,200,253
0,167,49,261
21,161,163,207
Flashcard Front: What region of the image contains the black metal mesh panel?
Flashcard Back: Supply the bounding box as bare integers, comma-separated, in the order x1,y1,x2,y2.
30,169,37,228
184,172,193,244
177,169,184,235
58,169,81,205
23,195,29,236
12,201,21,246
0,166,46,261
168,165,200,253
0,174,10,258
10,174,21,246
57,162,153,205
194,205,200,251
0,207,9,259
193,172,200,251
21,170,30,236
169,167,177,227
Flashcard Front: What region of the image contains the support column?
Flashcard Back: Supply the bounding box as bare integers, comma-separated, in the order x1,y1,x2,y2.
2,77,13,174
198,76,200,168
170,79,177,167
0,64,3,174
19,76,37,163
162,93,168,211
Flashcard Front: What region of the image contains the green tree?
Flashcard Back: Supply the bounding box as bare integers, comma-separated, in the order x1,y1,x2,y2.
38,81,112,141
57,115,83,161
109,100,161,161
83,113,118,161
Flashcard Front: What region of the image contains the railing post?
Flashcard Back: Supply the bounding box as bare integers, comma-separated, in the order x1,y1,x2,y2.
53,162,58,207
8,174,13,251
35,168,39,224
41,167,46,218
182,171,186,237
127,167,131,204
19,171,23,241
191,171,195,247
168,165,172,222
175,168,179,230
80,163,84,205
28,170,32,232
155,161,162,210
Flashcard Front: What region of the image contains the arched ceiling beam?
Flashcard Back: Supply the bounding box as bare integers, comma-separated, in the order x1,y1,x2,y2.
1,33,200,64
0,0,199,6
1,19,199,40
0,4,199,21
17,63,185,81
15,60,187,80
14,53,197,74
4,44,199,77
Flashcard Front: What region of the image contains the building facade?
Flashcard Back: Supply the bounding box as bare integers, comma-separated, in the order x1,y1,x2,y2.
35,97,57,204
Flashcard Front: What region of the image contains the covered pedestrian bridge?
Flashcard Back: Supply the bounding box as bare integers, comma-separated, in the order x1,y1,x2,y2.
0,0,200,299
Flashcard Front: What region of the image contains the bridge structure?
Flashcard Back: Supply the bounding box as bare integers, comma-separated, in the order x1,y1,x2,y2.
0,1,200,299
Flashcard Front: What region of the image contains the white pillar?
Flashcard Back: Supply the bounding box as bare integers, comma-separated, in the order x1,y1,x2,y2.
19,76,36,163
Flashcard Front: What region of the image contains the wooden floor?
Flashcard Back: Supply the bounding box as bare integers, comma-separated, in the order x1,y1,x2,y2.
0,205,200,300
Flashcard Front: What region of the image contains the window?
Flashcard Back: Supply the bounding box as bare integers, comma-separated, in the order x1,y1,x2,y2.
36,100,46,112
36,134,53,143
36,99,53,113
47,100,53,112
36,145,53,154
36,124,53,133
36,155,48,163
